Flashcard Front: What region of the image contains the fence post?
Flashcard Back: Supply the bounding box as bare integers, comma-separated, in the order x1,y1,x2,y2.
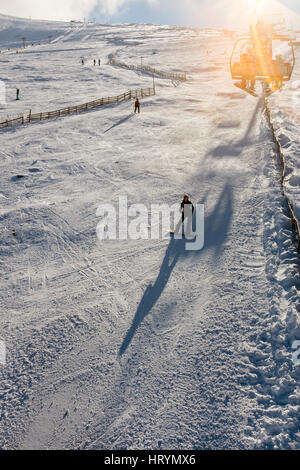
28,109,32,122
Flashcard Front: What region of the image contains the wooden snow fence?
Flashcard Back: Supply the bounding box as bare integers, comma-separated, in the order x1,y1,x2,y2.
0,87,155,130
110,56,187,82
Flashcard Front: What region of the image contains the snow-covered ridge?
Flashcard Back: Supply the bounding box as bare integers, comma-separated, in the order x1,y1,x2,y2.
0,12,71,50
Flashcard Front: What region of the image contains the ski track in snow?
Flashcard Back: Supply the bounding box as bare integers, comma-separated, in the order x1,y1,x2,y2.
0,18,299,450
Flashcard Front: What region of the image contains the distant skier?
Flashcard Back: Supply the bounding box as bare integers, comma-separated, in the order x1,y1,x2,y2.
134,98,140,114
98,59,101,66
174,194,194,236
16,88,20,100
82,59,84,65
94,59,96,66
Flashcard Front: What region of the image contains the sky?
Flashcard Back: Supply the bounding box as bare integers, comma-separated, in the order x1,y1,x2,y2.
0,0,299,28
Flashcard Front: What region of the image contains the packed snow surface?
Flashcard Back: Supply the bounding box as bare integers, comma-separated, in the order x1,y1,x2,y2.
0,15,299,450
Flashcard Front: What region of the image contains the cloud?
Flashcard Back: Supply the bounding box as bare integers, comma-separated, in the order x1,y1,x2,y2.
0,0,299,27
97,0,127,17
149,0,300,29
0,0,149,21
0,0,98,20
95,0,300,29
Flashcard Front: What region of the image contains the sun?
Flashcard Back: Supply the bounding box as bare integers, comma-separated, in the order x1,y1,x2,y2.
247,0,264,11
248,0,265,24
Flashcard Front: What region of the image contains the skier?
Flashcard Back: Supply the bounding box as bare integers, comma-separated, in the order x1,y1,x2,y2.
94,59,96,66
98,59,101,66
174,194,194,236
134,98,140,114
82,59,84,65
16,88,20,100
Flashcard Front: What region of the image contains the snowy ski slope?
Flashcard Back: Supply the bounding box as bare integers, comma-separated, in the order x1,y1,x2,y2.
0,15,299,450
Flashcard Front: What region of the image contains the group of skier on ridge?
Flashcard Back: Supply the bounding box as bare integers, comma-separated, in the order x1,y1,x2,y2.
81,58,101,66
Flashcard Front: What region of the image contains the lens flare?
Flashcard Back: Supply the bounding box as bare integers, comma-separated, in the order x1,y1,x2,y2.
231,0,296,96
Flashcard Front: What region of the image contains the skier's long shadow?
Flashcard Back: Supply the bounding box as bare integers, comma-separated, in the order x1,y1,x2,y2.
118,184,233,356
118,236,185,356
104,114,134,133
